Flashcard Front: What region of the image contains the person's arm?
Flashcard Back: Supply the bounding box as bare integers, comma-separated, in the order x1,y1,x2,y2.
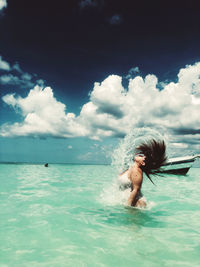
126,169,143,206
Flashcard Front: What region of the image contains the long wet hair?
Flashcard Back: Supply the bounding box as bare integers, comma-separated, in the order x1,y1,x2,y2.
135,139,167,184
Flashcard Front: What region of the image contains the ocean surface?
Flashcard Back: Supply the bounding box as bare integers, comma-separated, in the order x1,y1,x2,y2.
0,163,200,267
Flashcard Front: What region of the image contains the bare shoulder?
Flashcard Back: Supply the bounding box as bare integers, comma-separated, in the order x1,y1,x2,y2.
128,166,143,187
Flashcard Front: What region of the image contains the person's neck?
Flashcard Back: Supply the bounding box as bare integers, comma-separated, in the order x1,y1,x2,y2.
133,161,142,169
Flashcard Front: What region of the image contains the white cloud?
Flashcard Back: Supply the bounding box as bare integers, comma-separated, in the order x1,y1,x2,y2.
0,56,44,89
109,14,123,25
80,62,200,144
0,74,19,84
1,62,200,154
0,0,7,11
68,145,72,149
1,93,17,106
0,74,34,88
1,85,88,138
0,55,10,70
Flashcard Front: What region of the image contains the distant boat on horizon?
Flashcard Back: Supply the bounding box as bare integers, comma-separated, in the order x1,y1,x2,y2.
157,155,200,175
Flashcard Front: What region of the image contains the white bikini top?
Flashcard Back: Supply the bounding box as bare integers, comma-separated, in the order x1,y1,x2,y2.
118,169,143,198
117,170,132,190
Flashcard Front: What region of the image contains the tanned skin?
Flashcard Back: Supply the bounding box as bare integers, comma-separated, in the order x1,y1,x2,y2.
126,155,147,207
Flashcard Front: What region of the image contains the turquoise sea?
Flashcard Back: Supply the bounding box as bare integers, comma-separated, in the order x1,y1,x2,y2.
0,163,200,267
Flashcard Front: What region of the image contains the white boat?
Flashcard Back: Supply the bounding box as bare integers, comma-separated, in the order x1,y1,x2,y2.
157,155,200,175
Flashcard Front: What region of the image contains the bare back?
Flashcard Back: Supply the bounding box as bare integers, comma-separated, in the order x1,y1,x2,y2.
128,165,143,190
126,164,145,207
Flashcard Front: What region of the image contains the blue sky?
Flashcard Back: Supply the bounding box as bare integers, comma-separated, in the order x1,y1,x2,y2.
0,0,200,163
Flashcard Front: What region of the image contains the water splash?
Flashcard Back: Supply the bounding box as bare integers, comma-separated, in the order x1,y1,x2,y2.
99,127,167,207
100,178,156,209
111,127,167,173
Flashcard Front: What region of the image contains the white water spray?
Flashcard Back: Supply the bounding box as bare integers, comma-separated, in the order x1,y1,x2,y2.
100,127,167,207
111,127,167,173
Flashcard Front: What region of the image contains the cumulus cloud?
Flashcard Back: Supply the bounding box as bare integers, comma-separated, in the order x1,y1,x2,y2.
0,0,7,11
1,86,88,138
108,14,123,25
1,62,200,153
0,55,10,70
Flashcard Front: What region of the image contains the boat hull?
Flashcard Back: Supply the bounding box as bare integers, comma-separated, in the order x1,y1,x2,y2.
158,167,190,175
157,155,199,175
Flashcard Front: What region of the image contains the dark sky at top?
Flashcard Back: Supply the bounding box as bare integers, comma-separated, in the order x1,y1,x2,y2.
1,0,200,112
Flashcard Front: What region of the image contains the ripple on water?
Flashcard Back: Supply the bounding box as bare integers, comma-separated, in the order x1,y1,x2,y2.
0,164,200,266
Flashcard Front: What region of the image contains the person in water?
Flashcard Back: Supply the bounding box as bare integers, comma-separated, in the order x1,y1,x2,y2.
119,139,167,208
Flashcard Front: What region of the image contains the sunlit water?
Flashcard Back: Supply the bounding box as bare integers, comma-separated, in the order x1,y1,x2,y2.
0,163,200,266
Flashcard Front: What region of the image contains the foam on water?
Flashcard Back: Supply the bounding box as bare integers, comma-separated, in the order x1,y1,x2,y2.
100,179,129,206
99,171,157,211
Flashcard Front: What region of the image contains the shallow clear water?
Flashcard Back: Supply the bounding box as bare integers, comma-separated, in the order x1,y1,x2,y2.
0,164,200,266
